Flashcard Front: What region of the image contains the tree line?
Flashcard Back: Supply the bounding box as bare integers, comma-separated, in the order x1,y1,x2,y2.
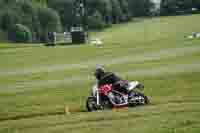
0,0,155,43
0,0,200,43
0,0,61,42
160,0,200,15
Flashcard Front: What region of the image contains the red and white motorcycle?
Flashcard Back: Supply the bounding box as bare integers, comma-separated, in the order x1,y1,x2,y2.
86,80,150,112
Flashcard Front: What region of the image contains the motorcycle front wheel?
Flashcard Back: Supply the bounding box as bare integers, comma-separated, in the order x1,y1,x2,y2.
86,97,99,112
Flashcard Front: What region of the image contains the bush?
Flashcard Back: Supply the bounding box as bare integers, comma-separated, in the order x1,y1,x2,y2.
0,10,20,30
9,24,32,43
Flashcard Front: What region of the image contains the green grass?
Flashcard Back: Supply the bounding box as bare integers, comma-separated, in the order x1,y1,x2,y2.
0,14,200,133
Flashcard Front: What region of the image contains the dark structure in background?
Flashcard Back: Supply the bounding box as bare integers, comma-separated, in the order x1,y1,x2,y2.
47,32,56,46
71,0,87,44
71,27,86,44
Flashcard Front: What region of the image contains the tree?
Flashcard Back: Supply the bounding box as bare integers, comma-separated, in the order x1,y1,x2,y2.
88,10,105,29
0,10,20,30
118,0,132,21
160,0,200,16
37,6,62,42
0,0,63,42
128,0,154,17
110,0,123,23
48,0,74,30
32,0,48,7
191,0,200,10
86,0,112,24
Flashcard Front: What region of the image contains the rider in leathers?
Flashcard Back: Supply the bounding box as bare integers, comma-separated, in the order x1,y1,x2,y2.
94,66,129,104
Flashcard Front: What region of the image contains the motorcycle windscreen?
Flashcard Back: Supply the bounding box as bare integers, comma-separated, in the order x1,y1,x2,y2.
127,81,140,91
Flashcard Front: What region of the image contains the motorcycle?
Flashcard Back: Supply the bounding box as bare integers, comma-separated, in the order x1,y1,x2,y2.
86,80,150,112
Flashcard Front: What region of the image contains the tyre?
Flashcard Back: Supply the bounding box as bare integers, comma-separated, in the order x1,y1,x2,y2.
144,95,150,105
129,92,150,106
86,97,98,112
136,92,150,105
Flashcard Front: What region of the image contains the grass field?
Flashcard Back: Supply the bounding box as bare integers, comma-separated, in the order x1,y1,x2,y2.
0,15,200,133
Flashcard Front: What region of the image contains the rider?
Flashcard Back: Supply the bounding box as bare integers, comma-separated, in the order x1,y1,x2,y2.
95,66,120,85
94,66,129,104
